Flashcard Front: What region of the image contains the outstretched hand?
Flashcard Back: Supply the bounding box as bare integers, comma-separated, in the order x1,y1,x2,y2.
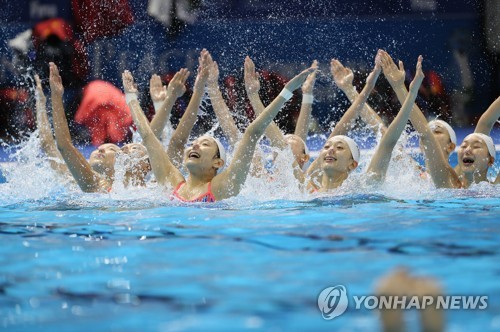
409,55,425,92
302,60,318,94
34,74,46,107
193,48,209,92
167,68,189,99
206,52,219,85
285,65,317,92
330,59,354,91
379,50,405,86
49,62,64,96
122,70,138,94
244,56,260,95
150,74,167,102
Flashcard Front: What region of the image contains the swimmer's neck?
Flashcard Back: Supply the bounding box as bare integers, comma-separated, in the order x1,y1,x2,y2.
186,173,213,187
461,169,489,188
320,171,348,190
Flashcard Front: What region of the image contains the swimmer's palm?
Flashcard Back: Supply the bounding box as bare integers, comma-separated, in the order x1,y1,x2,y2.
333,67,354,91
150,75,166,102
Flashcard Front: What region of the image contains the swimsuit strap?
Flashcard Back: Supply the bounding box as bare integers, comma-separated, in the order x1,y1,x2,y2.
171,181,216,203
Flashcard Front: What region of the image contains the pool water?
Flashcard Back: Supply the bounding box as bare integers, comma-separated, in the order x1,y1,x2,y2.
0,130,499,331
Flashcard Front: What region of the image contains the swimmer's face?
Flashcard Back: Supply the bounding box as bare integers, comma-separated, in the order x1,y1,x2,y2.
320,137,358,173
184,136,223,173
122,143,147,159
429,123,455,157
89,143,120,172
457,136,493,174
121,143,150,173
285,134,309,168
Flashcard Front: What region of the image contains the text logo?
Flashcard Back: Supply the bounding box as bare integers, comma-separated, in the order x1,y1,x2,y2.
317,285,348,320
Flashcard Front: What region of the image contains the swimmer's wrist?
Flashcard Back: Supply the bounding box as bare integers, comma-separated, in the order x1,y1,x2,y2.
279,88,293,101
125,92,138,104
153,101,163,111
302,94,314,104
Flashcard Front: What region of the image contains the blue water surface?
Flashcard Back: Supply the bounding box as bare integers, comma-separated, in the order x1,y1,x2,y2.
0,190,499,331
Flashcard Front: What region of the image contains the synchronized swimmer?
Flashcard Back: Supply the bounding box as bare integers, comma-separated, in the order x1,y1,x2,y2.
35,49,499,201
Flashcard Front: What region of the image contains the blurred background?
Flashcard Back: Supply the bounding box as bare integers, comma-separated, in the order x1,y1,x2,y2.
0,0,498,146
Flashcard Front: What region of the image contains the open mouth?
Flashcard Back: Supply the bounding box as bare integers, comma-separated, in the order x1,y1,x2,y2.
188,151,200,159
324,156,336,162
462,157,475,166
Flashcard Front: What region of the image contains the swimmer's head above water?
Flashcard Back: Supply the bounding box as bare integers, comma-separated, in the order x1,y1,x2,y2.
88,143,120,176
427,119,457,157
458,133,495,174
284,134,310,169
183,135,226,176
121,143,151,185
319,135,359,174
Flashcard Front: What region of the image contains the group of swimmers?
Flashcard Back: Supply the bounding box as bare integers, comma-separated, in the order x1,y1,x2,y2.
34,49,500,202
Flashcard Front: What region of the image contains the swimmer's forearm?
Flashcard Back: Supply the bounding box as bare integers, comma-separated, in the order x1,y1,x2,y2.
207,84,240,145
128,99,183,187
150,95,176,140
329,84,371,138
340,85,386,133
295,100,312,142
167,89,204,165
475,96,500,135
247,91,288,149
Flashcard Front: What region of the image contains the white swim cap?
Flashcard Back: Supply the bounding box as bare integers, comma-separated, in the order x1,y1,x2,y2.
465,133,496,159
334,135,360,163
211,137,226,164
429,119,457,145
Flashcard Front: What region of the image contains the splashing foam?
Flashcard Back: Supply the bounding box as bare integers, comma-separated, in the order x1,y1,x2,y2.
1,119,499,209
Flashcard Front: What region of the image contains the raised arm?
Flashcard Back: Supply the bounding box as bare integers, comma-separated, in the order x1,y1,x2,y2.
366,56,424,181
49,63,101,192
167,49,209,167
306,58,381,179
122,70,184,188
475,96,500,135
380,50,460,188
34,74,69,176
331,58,386,133
213,66,316,199
329,58,382,138
206,53,240,146
295,60,318,142
149,70,189,140
244,56,288,150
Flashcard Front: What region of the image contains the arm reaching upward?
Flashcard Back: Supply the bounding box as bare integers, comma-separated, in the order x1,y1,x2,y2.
380,50,460,188
167,49,209,167
123,70,185,188
212,66,316,199
306,54,382,179
49,63,104,192
244,56,288,150
295,60,318,141
34,74,69,176
149,70,190,140
329,59,382,138
475,96,500,135
206,52,240,145
366,56,425,181
331,58,386,133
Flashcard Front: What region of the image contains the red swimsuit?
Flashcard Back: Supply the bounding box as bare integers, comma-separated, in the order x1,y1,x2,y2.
171,182,217,203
